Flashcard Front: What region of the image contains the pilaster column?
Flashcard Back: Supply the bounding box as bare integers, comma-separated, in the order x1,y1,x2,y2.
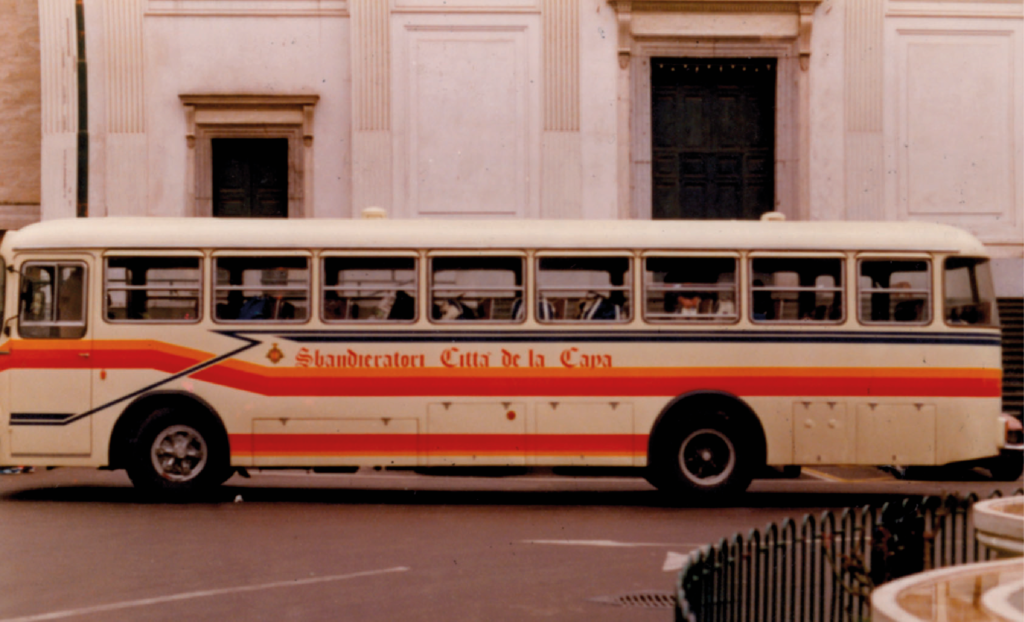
98,0,147,216
541,0,582,218
351,0,392,217
844,0,884,220
39,0,79,219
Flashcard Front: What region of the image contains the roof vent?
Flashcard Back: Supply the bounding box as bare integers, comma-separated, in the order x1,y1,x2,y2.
361,207,388,219
760,212,786,222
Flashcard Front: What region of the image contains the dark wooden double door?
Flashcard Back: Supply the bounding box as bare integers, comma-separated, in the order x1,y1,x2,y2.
652,58,776,220
212,138,288,218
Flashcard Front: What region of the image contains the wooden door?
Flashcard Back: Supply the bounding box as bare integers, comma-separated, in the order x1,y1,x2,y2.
652,58,775,220
212,138,288,218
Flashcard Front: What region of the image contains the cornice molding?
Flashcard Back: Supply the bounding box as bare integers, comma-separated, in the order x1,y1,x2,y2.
179,94,321,108
607,0,823,69
146,0,347,18
178,94,319,218
612,0,821,10
179,94,320,148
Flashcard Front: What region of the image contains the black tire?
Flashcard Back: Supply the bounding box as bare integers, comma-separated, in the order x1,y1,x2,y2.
780,465,802,479
650,408,756,498
896,464,967,481
125,407,230,497
985,452,1024,482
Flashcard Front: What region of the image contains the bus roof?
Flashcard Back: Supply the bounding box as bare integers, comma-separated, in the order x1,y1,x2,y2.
1,217,990,256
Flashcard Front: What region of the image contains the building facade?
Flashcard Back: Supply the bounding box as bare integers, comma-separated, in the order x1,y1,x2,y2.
0,0,42,229
1,0,1022,409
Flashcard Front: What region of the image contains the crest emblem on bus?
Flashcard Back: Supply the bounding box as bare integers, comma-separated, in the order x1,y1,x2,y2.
266,343,284,365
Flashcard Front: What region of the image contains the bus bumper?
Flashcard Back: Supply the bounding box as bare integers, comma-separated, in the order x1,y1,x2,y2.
979,414,1024,481
999,412,1023,450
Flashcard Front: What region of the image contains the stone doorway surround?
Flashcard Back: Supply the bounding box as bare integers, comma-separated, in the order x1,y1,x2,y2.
607,0,821,221
179,94,319,218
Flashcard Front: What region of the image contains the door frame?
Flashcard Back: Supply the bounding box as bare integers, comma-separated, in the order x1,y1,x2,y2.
628,40,804,222
6,252,94,457
180,94,319,219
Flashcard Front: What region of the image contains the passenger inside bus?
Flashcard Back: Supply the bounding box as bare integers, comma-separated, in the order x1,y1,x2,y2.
679,293,703,316
511,298,554,321
752,280,771,320
580,292,623,320
387,290,416,320
890,281,925,322
716,292,736,316
434,298,475,320
664,291,703,316
238,294,296,320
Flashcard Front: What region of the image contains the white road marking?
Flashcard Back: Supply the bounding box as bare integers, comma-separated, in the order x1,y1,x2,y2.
0,566,410,622
523,539,699,548
803,468,894,483
803,468,844,482
663,551,689,572
524,540,701,573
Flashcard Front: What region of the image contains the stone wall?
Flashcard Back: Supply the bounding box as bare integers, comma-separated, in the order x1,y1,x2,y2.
0,0,42,228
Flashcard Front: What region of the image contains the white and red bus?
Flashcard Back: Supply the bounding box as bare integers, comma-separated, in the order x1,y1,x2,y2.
0,215,1016,497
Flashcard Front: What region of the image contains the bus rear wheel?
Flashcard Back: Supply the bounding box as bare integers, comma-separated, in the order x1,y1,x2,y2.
125,407,230,497
651,412,755,499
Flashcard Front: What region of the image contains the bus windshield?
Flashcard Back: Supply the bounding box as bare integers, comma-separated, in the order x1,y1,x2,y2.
944,257,999,327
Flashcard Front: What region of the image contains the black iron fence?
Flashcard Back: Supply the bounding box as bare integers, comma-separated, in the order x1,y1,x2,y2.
675,490,1023,622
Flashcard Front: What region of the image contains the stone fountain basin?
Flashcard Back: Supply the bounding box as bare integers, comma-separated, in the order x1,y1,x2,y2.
974,497,1024,557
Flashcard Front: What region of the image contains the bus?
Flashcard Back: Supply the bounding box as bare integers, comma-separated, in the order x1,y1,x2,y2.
0,214,1017,498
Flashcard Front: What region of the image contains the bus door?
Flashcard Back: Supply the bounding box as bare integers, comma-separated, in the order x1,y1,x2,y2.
6,257,93,456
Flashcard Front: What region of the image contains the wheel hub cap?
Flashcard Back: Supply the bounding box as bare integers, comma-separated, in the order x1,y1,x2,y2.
679,428,737,487
151,425,208,482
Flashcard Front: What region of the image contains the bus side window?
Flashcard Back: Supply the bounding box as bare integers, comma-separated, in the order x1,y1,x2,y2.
19,262,87,339
430,256,524,323
644,257,737,323
858,259,931,325
750,258,844,323
535,256,632,323
322,256,417,322
214,256,310,322
105,256,202,323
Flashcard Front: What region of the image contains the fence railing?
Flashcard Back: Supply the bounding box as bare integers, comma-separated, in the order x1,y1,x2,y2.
675,490,1024,622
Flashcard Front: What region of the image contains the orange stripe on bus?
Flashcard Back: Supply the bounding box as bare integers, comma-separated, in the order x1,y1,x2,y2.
0,340,1002,398
245,433,419,456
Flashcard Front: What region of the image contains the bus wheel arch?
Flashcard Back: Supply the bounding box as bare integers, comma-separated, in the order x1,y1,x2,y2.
110,392,233,494
646,391,766,497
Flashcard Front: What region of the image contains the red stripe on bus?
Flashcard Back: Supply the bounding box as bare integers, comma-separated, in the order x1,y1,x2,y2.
0,340,209,374
423,434,526,454
231,433,644,457
91,348,204,374
527,434,641,455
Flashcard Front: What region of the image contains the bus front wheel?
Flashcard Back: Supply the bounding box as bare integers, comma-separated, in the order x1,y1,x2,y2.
651,413,755,499
125,407,230,497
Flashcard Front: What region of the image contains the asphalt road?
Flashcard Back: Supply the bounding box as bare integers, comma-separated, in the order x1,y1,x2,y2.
0,467,1019,622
